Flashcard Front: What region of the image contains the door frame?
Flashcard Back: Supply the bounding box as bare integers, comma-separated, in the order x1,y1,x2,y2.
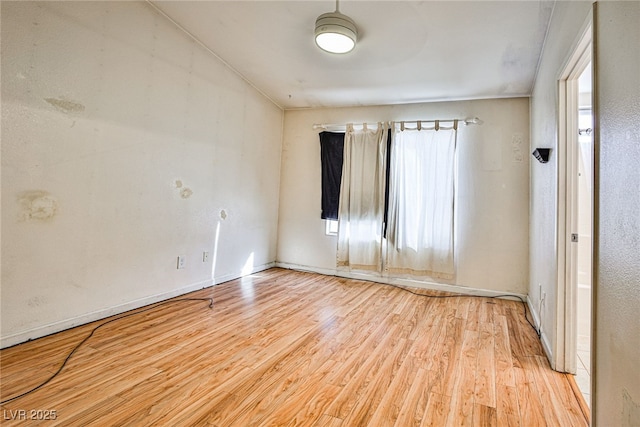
555,22,592,374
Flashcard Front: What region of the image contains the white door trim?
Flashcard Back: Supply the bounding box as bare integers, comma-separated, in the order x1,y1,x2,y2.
555,23,592,374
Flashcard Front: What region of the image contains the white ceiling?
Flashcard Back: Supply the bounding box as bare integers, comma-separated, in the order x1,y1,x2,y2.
150,1,556,110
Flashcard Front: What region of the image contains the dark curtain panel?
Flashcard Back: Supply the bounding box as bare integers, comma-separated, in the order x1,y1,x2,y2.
319,131,345,220
383,129,392,237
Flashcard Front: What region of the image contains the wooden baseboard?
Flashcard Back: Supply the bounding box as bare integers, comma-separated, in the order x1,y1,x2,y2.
566,373,591,425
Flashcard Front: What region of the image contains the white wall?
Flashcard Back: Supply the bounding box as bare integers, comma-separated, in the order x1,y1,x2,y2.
593,2,640,424
528,0,592,365
531,1,640,421
1,1,283,348
278,98,530,295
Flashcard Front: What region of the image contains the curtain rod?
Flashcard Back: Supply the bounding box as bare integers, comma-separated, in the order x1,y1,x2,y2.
312,117,483,130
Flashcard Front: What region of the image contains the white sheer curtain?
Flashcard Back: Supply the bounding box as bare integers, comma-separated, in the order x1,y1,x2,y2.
385,123,457,279
337,123,387,272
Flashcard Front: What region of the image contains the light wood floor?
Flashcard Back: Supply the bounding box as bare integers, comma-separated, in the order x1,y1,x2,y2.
1,268,587,426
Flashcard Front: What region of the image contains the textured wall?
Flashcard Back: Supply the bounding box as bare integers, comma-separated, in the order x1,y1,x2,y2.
278,98,530,294
593,2,640,424
528,0,592,363
1,2,283,347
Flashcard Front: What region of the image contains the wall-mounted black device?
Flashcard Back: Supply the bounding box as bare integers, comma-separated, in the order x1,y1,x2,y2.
532,148,551,163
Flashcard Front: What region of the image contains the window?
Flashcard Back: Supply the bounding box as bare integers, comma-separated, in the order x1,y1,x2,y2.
319,121,457,278
385,124,457,278
325,219,338,236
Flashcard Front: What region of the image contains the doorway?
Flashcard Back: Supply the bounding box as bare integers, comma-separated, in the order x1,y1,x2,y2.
556,21,593,412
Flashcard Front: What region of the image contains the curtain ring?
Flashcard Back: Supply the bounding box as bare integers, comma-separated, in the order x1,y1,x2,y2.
453,119,459,131
435,120,440,131
401,121,405,131
417,120,422,131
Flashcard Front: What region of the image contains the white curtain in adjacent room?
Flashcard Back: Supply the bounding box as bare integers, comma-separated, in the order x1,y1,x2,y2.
386,123,457,279
337,123,387,272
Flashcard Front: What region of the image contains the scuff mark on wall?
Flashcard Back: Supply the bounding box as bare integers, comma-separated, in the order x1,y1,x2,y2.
17,190,58,222
44,96,85,114
623,389,640,427
180,188,193,199
173,179,192,199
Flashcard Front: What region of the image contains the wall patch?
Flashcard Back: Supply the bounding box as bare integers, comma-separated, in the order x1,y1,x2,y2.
17,190,58,222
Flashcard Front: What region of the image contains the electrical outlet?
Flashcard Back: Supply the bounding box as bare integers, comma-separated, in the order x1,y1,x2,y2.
177,256,185,269
203,251,209,262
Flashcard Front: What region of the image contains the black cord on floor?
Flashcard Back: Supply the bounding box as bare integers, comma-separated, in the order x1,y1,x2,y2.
1,279,541,405
0,297,213,405
377,281,541,338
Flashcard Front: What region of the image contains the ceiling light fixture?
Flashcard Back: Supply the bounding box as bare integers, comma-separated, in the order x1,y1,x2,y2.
315,0,358,54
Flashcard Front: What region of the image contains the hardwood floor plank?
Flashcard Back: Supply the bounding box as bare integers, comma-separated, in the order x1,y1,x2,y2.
513,359,547,427
431,315,465,397
0,269,586,426
455,296,471,320
323,328,405,420
505,306,544,358
474,321,496,408
203,334,331,425
54,395,128,427
421,392,451,427
445,329,478,425
495,384,521,427
219,334,338,426
392,367,431,427
473,403,498,427
533,355,588,427
259,360,340,426
352,344,419,426
323,312,398,387
341,339,414,426
311,414,343,427
466,298,481,332
479,299,495,324
494,315,516,387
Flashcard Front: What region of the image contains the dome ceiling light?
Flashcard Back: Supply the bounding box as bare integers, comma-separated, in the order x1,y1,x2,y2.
315,0,358,54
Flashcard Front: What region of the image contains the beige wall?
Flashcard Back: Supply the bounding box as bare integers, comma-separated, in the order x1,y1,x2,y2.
531,0,640,421
1,2,283,347
278,98,530,295
593,2,640,424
